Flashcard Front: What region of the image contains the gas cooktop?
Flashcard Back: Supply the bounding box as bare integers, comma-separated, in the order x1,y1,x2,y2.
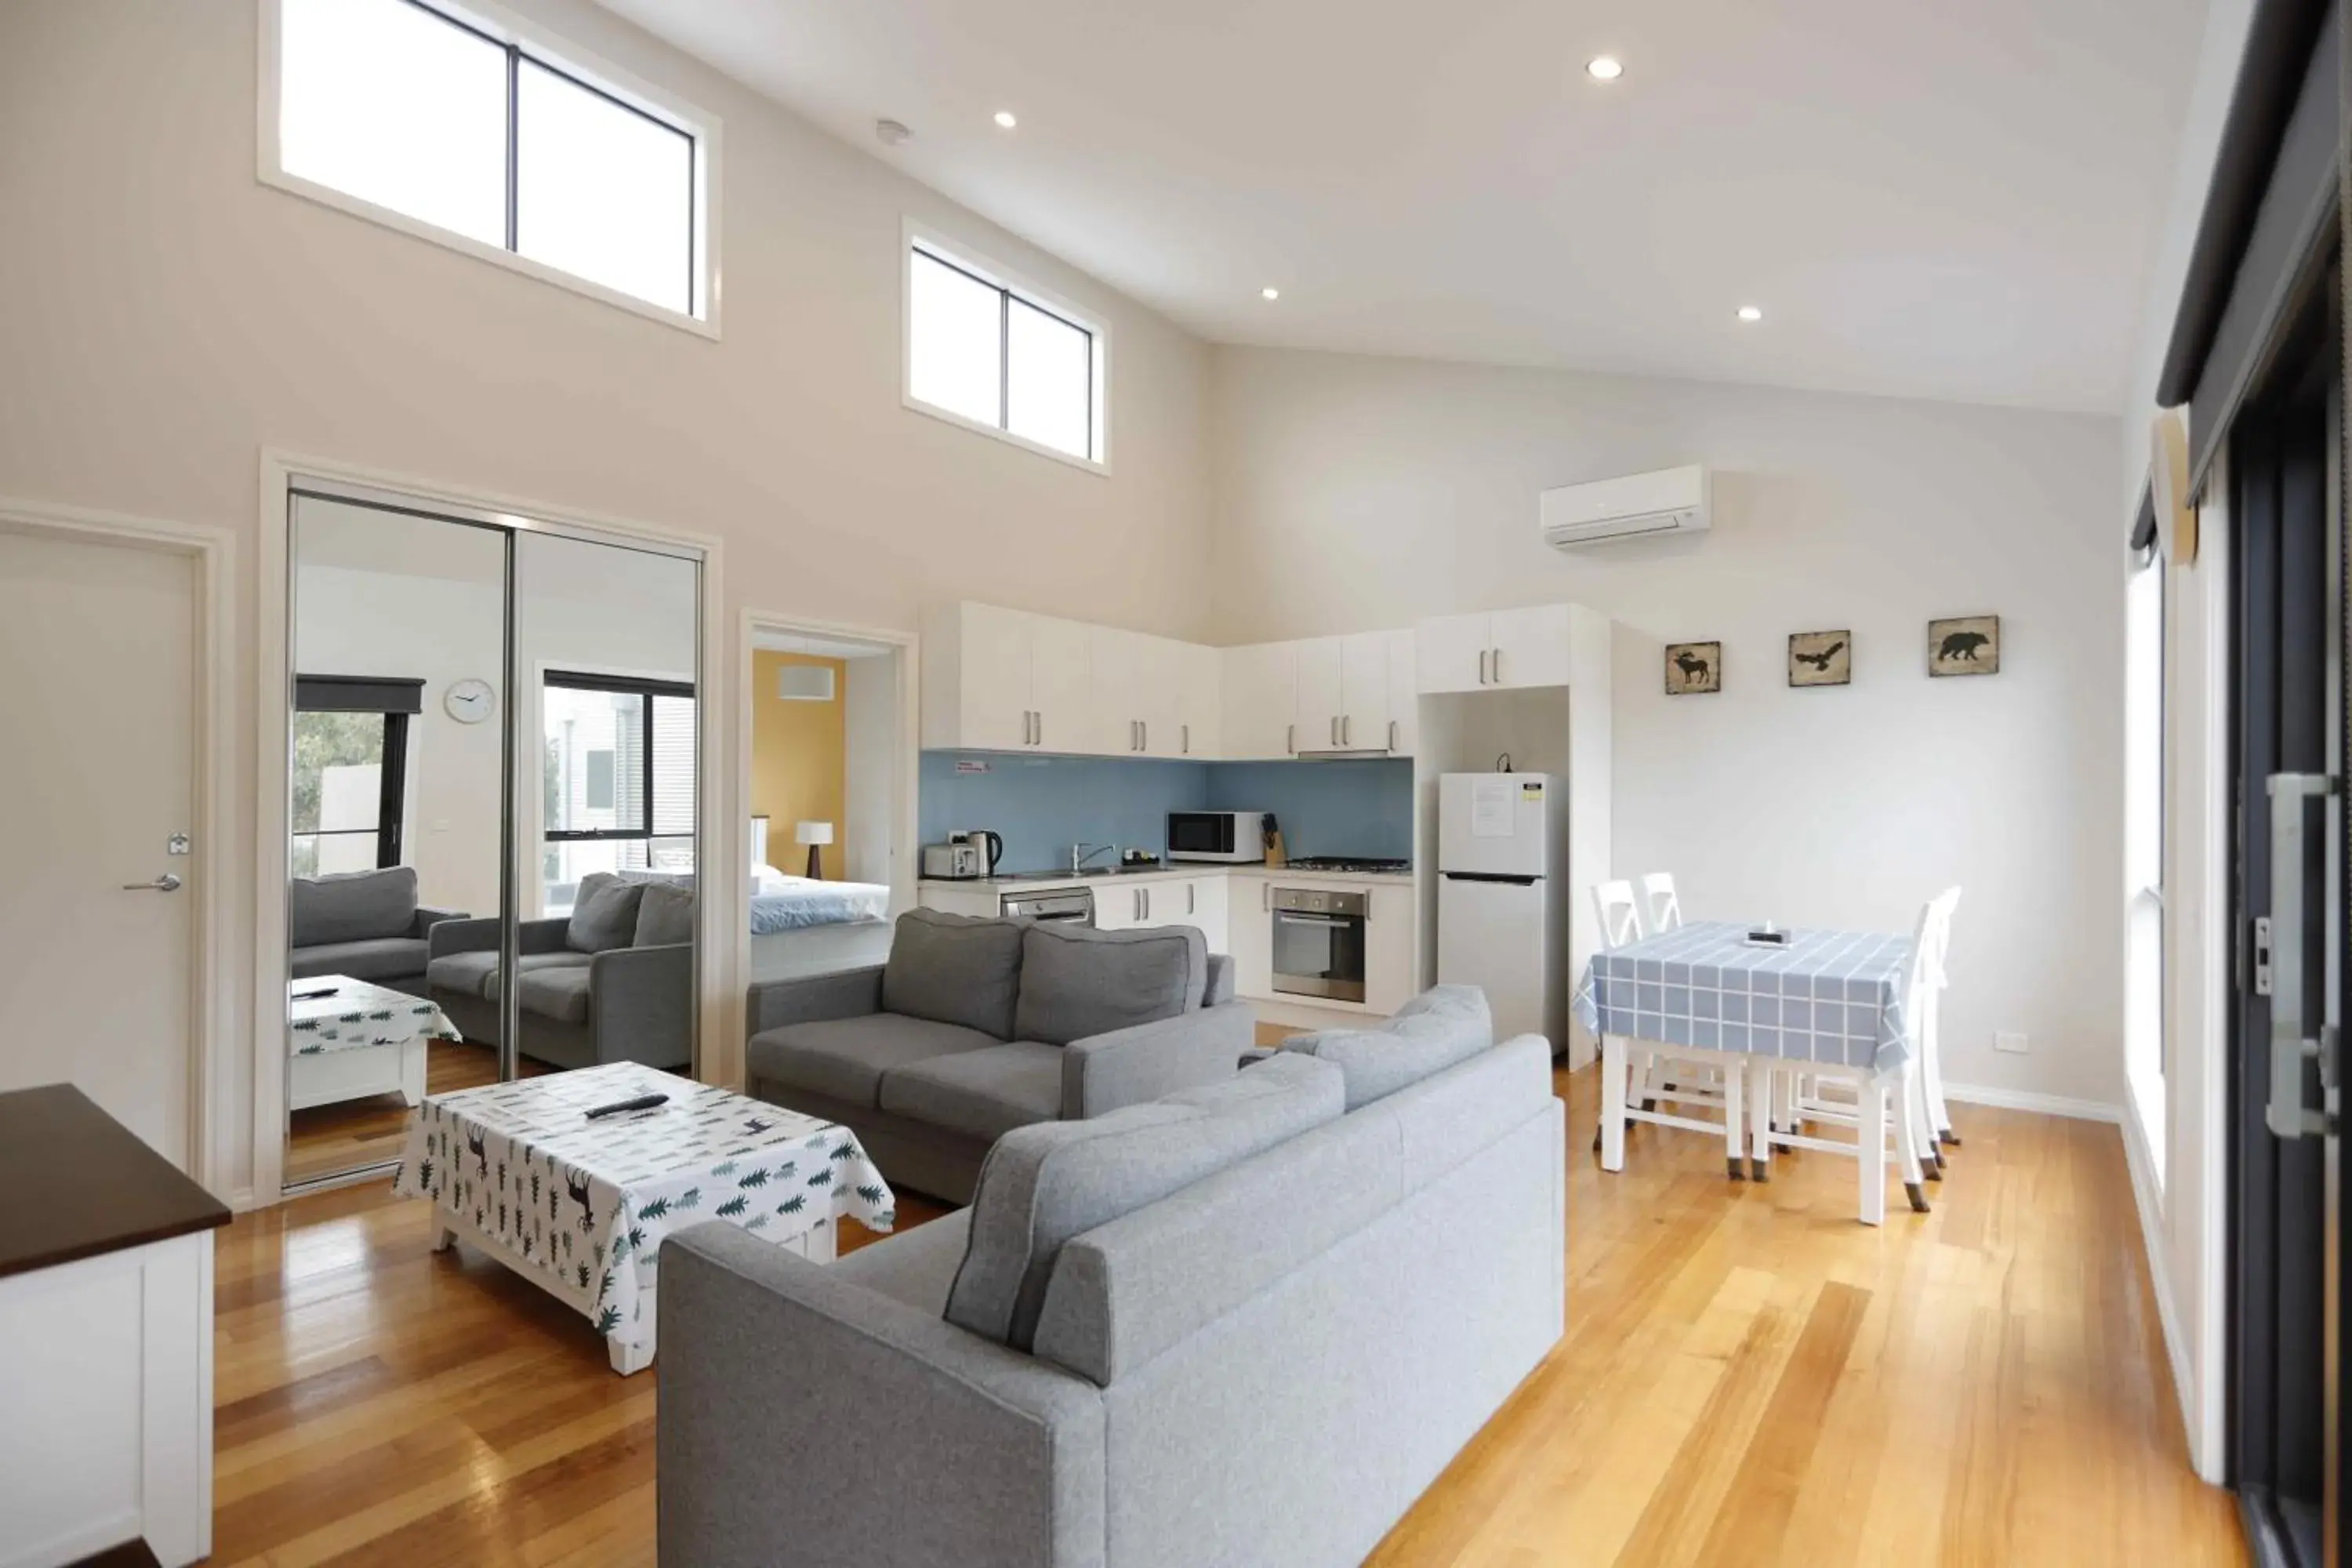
1279,857,1412,875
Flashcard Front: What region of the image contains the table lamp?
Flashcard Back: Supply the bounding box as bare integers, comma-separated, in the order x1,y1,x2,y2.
795,820,834,879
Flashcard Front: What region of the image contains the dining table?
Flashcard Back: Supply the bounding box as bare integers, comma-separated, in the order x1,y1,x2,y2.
1572,920,1922,1224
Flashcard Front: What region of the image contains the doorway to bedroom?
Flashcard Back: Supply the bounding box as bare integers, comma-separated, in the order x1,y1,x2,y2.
743,621,911,984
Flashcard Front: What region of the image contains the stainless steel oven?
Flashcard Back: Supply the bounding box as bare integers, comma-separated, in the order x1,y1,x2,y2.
1271,886,1367,1003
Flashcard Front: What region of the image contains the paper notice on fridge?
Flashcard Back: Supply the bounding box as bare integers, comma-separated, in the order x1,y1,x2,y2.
1471,778,1515,837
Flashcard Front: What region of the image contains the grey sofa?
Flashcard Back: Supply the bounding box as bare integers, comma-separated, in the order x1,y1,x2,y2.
426,872,695,1071
660,985,1564,1568
289,866,464,997
744,909,1253,1204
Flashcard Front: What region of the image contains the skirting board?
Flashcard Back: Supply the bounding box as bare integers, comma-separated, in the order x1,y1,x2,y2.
1939,1082,2122,1123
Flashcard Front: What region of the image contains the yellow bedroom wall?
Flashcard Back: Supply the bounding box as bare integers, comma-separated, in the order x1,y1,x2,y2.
750,652,848,879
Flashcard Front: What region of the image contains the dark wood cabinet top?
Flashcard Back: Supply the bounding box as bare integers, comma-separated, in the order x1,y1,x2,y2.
0,1083,230,1281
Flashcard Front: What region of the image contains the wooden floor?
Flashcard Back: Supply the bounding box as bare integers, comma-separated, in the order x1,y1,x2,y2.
212,1063,2244,1566
283,1043,545,1185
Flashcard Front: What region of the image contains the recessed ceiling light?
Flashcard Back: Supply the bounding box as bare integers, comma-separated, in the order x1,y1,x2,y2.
993,110,1018,129
1737,305,1764,323
1261,287,1280,301
1585,56,1624,82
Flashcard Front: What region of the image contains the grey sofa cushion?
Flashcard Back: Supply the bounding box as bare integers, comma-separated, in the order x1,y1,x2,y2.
881,910,1026,1040
1013,922,1205,1047
748,1014,1000,1109
568,873,646,954
634,883,696,948
831,1208,975,1316
1277,984,1494,1110
291,936,427,983
944,1052,1345,1351
517,965,594,1024
290,866,419,947
427,949,588,1000
877,1043,1065,1142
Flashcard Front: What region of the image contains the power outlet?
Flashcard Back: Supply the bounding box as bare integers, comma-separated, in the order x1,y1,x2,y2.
1993,1030,2029,1055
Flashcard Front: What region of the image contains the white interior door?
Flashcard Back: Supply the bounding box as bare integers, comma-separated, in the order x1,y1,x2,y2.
0,529,196,1167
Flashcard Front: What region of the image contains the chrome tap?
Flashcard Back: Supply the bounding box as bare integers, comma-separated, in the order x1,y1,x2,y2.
1070,842,1117,874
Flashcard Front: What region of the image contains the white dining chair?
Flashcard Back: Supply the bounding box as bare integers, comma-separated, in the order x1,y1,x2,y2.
1921,886,1963,1150
1592,880,1645,949
1589,877,1748,1179
1747,898,1938,1223
1639,871,1683,934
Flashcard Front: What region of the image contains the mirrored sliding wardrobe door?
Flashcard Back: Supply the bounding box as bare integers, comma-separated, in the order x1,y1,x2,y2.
285,494,509,1187
510,530,702,1086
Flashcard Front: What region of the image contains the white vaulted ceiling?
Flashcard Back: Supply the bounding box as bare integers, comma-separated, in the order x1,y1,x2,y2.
596,0,2209,412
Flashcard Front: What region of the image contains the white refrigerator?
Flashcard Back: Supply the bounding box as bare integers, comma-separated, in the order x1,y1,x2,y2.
1436,771,1569,1050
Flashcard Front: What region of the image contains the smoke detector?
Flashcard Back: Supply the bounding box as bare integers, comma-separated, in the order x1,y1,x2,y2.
875,119,912,147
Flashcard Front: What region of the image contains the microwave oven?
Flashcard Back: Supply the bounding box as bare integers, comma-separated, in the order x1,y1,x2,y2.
1166,811,1266,863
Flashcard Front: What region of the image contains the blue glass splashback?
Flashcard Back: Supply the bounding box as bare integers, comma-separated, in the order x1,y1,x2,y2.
917,753,1414,873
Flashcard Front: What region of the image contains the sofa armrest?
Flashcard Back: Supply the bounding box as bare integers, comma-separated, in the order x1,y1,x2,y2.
746,965,885,1036
589,943,694,1067
1203,953,1236,1005
1061,1000,1254,1120
659,1223,1105,1568
408,905,469,940
426,915,572,960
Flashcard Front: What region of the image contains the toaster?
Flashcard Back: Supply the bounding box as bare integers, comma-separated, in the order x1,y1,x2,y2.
921,840,985,880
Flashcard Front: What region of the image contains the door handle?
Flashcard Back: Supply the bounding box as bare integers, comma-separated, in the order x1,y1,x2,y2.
2266,771,2337,1139
123,873,183,892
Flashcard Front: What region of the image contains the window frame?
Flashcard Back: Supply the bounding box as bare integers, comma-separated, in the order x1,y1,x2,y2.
256,0,722,339
902,221,1112,475
541,669,695,846
289,701,412,872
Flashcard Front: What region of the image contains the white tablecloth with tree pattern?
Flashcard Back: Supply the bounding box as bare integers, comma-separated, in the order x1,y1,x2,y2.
391,1062,895,1369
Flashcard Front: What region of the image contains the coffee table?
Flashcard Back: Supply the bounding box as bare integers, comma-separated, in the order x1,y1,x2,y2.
287,977,456,1112
391,1062,896,1374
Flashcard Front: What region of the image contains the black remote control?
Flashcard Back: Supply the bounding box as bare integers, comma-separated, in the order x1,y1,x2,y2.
292,986,339,1000
585,1093,670,1120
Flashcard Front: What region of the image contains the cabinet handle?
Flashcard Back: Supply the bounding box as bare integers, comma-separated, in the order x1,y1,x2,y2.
1478,649,1490,685
1142,887,1150,920
1181,724,1189,754
1036,712,1044,747
1262,881,1271,911
1287,723,1295,755
1142,720,1149,752
1493,648,1504,685
1188,882,1196,916
1344,714,1352,746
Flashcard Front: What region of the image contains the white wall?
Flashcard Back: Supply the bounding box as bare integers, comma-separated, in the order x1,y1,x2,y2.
842,655,898,890
1210,346,2126,1105
0,0,1215,1203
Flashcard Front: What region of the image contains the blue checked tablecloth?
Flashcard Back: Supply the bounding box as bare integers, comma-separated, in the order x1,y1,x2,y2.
1573,921,1915,1073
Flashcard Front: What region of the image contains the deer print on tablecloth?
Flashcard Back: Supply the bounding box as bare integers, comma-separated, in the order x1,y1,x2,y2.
566,1168,595,1232
468,1130,488,1178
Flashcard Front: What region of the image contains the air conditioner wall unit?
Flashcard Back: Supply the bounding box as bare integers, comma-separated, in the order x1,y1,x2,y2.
1539,463,1711,550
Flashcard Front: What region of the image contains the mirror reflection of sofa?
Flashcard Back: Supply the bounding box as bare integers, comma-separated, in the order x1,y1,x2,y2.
289,866,466,999
426,872,695,1071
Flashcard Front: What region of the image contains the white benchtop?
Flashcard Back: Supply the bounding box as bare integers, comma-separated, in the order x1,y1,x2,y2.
917,863,1415,895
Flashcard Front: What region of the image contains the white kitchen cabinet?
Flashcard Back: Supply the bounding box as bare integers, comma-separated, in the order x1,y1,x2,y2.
917,884,1006,919
1228,874,1276,998
922,602,1035,750
1383,628,1418,757
1338,631,1392,751
1414,605,1583,694
1414,612,1494,695
921,604,1097,753
1027,615,1094,753
1221,641,1300,760
1293,636,1345,752
1365,883,1418,1015
1489,604,1577,689
1183,873,1230,955
1178,642,1222,759
1088,628,1185,757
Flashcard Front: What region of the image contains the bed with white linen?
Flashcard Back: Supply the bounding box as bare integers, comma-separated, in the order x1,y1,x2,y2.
748,866,891,933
